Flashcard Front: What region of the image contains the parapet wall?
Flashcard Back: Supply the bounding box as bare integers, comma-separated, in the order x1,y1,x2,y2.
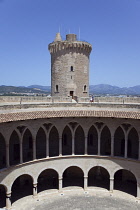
0,96,72,103
94,96,140,104
0,96,140,104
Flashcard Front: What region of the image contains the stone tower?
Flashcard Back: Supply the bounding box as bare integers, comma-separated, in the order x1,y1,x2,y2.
48,33,92,99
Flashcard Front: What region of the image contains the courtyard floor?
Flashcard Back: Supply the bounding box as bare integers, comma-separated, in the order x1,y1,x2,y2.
11,187,140,210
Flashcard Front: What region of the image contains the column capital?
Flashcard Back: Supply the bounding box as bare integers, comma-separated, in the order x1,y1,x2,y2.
33,183,38,188
6,192,12,209
6,192,11,197
110,177,114,181
59,177,63,180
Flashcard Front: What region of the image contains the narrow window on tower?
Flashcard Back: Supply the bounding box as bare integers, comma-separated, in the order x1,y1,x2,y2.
70,66,74,71
56,85,59,92
83,85,87,92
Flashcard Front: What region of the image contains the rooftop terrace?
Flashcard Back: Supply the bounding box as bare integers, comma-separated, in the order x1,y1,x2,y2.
0,96,140,123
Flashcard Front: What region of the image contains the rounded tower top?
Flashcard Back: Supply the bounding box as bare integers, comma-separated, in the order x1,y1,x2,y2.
54,32,62,42
49,33,92,55
66,34,77,41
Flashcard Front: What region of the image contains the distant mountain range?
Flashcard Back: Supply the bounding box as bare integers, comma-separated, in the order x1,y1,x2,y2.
28,85,51,91
89,84,140,95
0,84,140,96
0,85,50,95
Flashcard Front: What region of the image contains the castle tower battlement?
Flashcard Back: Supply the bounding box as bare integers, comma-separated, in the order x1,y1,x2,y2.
48,33,92,99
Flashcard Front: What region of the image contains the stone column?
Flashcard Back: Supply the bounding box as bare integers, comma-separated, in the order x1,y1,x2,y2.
46,135,49,158
20,138,23,164
33,183,38,197
6,144,9,168
84,176,88,190
72,135,75,155
33,138,36,160
109,178,114,192
59,137,62,156
98,132,101,156
111,134,114,157
85,136,88,155
6,192,11,209
138,140,140,161
137,183,140,199
124,134,128,158
59,177,63,192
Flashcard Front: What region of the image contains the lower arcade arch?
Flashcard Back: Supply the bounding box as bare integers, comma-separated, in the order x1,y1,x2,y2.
37,169,58,193
88,166,110,190
63,166,84,188
11,174,33,204
0,184,6,208
114,169,137,197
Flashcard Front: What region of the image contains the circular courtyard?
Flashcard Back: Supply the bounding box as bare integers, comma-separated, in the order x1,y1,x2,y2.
13,189,140,210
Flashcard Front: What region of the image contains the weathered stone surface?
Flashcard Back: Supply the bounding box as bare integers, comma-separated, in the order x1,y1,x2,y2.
49,34,92,98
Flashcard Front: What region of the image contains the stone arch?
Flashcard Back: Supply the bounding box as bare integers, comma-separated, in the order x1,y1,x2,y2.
37,169,59,193
74,125,85,155
87,125,98,155
63,166,84,188
23,129,33,162
49,126,59,157
62,125,72,155
127,127,139,159
114,126,125,157
9,130,20,166
36,127,46,159
0,184,6,208
20,124,33,137
47,123,54,136
88,166,110,190
0,133,6,169
101,126,111,156
11,174,33,204
114,169,137,197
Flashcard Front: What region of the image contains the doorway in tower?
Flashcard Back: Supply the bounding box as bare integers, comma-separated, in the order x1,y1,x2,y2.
70,91,74,99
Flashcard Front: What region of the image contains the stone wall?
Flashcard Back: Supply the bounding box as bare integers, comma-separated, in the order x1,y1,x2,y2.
0,96,72,103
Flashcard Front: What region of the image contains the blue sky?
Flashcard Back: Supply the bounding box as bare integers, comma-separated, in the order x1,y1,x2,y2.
0,0,140,87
